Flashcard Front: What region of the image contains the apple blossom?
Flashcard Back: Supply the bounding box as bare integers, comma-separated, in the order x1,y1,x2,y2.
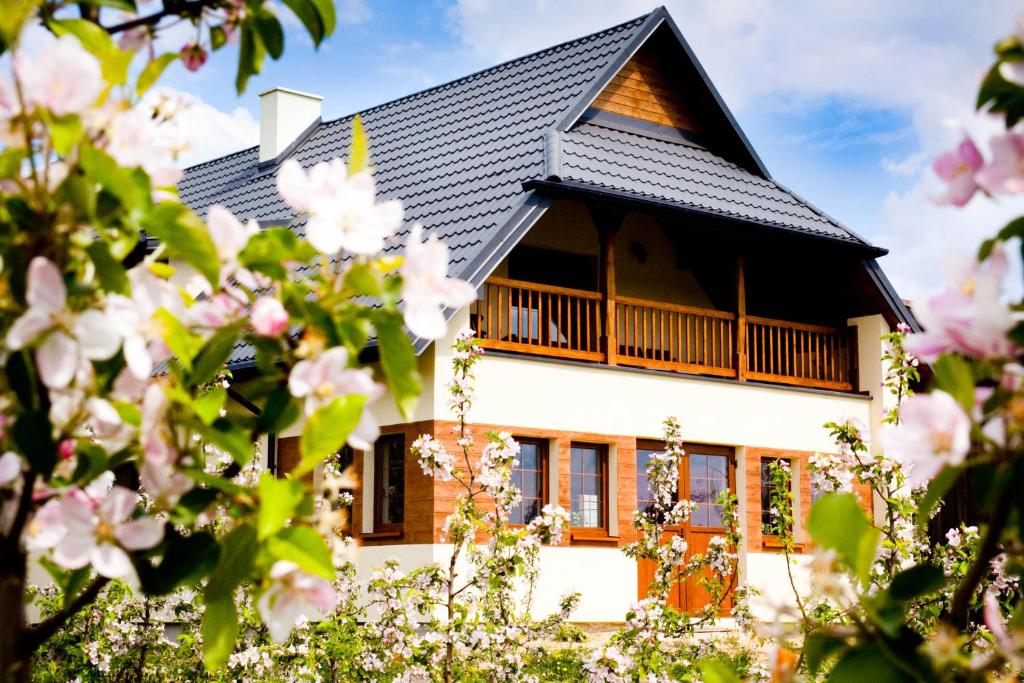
12,35,104,116
107,266,185,379
288,347,384,449
903,245,1018,362
30,479,164,580
99,103,186,188
975,131,1024,195
0,452,21,487
932,138,983,206
882,390,971,487
257,560,338,643
251,296,289,336
276,158,403,256
400,224,477,340
5,257,120,388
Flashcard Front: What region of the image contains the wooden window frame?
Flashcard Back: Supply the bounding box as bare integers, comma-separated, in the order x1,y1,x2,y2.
569,441,613,542
371,433,405,537
509,437,549,527
636,440,735,531
759,455,802,551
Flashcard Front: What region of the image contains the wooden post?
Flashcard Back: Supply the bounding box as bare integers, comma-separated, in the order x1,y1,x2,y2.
590,206,622,366
736,256,747,381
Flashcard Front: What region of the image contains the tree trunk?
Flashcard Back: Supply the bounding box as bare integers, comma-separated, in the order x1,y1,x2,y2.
0,549,30,683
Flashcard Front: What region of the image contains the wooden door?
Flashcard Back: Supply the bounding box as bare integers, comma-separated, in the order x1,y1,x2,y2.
636,442,735,614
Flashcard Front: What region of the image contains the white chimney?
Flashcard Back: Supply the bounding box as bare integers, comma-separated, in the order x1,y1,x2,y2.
259,87,323,163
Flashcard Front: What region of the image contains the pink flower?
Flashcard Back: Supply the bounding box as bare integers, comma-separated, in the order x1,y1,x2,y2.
5,257,120,388
976,132,1024,195
13,35,103,116
882,391,971,487
0,452,21,487
932,139,983,206
29,477,164,580
252,297,288,336
139,461,192,507
257,560,337,643
117,23,151,53
107,266,185,379
180,43,208,72
904,245,1018,362
288,347,383,450
276,159,403,256
400,224,477,339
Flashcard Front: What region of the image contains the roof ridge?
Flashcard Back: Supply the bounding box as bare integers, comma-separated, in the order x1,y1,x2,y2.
317,12,651,127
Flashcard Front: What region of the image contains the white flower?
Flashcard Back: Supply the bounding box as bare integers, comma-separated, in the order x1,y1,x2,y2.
5,257,120,388
13,35,104,116
0,452,21,487
288,347,384,449
882,390,971,487
400,224,477,340
205,205,260,290
257,560,337,643
276,159,403,256
29,477,164,580
107,266,184,379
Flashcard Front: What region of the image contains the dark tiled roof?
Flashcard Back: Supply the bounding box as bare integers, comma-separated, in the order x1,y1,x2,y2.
558,120,864,243
179,13,650,279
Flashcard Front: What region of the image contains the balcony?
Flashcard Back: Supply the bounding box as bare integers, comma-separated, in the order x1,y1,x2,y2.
472,277,858,392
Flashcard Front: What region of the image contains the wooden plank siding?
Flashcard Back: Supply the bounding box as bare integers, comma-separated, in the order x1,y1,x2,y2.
592,50,703,133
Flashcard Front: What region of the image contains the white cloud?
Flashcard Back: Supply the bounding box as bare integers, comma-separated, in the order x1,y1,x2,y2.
149,87,259,168
447,0,1023,300
881,151,928,176
338,0,370,26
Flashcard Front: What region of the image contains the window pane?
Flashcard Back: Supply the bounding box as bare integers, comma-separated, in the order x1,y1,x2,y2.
571,445,605,528
510,439,545,525
376,436,404,526
760,457,791,535
520,443,538,470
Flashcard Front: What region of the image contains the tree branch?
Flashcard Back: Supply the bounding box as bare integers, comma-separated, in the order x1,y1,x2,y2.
24,576,109,651
102,0,218,35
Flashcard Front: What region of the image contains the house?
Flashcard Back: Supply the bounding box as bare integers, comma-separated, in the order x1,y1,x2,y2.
178,7,915,624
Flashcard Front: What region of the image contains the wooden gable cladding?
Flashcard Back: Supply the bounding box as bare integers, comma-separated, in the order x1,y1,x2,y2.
592,48,702,133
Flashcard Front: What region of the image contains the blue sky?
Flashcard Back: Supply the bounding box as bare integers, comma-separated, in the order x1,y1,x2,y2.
159,0,1024,303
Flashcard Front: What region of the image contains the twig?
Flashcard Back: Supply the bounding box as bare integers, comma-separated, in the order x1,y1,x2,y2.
102,0,218,34
25,576,110,651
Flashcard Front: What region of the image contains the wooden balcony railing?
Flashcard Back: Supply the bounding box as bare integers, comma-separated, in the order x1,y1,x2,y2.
745,316,855,391
472,279,857,392
473,277,604,361
615,296,735,377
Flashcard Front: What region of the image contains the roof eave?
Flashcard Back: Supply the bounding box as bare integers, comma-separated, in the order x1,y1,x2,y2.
524,178,888,258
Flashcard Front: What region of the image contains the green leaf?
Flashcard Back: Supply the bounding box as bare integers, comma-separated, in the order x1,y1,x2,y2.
196,418,253,466
86,241,130,294
258,388,300,434
137,529,219,595
210,25,228,51
206,524,258,601
348,115,368,175
137,53,178,96
255,10,284,60
50,115,83,156
888,564,945,602
266,526,335,579
155,308,204,372
202,597,238,672
916,464,962,526
374,311,420,420
308,0,336,38
0,148,24,178
235,22,265,94
144,203,220,287
828,642,916,682
808,493,879,587
280,0,323,44
803,631,846,676
298,395,366,475
239,227,316,279
77,0,137,12
931,354,974,413
257,472,304,539
194,387,227,425
697,661,741,683
80,144,149,212
192,323,242,387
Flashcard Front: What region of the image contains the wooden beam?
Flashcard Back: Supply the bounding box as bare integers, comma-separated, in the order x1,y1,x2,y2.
589,206,624,366
736,256,747,381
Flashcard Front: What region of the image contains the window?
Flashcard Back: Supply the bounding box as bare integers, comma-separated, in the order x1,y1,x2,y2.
374,435,405,529
760,457,792,536
570,443,606,528
510,438,547,525
636,443,677,522
689,452,729,527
